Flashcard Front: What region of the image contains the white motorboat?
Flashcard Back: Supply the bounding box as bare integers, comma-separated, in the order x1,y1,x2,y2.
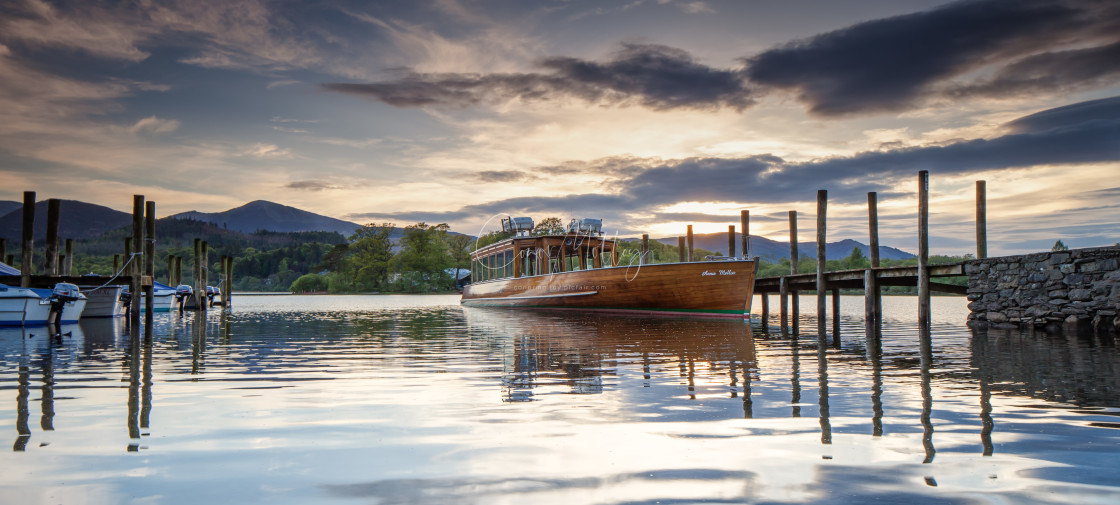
0,284,51,326
79,285,126,318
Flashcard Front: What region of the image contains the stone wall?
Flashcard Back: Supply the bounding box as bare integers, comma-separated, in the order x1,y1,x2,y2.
965,246,1120,330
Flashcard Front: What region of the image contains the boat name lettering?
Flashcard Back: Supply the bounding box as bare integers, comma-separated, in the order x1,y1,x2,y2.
701,270,737,277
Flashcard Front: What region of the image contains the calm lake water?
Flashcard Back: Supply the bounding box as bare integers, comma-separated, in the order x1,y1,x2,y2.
2,294,1119,504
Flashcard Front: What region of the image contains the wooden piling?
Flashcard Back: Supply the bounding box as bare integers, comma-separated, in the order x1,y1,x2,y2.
728,225,735,257
816,190,827,338
63,239,73,276
114,254,120,274
741,210,749,258
868,192,880,267
175,256,183,285
831,287,841,344
224,256,233,307
167,255,175,285
641,234,649,264
201,241,209,309
131,195,144,321
779,276,789,334
918,171,931,330
760,289,769,329
193,238,201,308
976,180,987,259
4,255,12,267
20,191,34,287
0,239,6,266
686,225,694,262
788,210,799,330
45,199,60,275
678,236,686,262
866,191,881,326
864,269,877,331
144,201,155,318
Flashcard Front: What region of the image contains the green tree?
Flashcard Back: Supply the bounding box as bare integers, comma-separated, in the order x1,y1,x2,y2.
1052,240,1069,251
345,222,395,291
392,222,453,292
290,273,329,293
532,216,566,236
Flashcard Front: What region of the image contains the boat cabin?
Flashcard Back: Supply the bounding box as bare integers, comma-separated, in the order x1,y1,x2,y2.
470,217,619,282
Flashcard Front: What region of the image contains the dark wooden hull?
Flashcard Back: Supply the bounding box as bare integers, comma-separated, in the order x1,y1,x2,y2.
461,260,755,317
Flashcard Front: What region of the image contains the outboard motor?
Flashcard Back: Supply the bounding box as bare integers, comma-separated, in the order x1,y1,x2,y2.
175,284,193,313
48,283,82,326
119,285,132,312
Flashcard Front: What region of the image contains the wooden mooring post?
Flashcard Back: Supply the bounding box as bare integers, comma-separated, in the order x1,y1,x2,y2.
976,180,987,259
641,234,649,264
224,255,233,308
741,210,750,258
918,171,931,331
789,211,800,334
728,225,735,257
686,225,694,262
778,211,798,333
816,190,828,339
677,236,685,262
0,238,6,265
131,195,144,322
865,192,882,331
193,238,201,309
201,241,209,309
21,191,35,287
45,199,61,275
144,201,155,322
63,239,73,276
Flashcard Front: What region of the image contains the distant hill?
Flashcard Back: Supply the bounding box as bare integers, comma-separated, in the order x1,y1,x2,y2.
0,200,131,241
0,201,20,218
171,200,364,236
656,232,914,261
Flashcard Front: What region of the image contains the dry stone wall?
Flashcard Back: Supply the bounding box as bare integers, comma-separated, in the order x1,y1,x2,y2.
965,246,1120,331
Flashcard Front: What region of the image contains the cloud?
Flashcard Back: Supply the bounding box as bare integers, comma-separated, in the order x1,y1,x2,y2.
323,43,753,111
744,0,1120,116
474,170,540,183
285,180,340,191
1004,95,1120,133
129,116,180,135
382,96,1120,228
242,143,293,159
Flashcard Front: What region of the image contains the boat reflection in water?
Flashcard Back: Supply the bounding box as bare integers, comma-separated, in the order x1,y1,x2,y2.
466,307,758,406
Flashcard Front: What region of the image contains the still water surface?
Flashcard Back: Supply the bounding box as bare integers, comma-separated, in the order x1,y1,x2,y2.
2,294,1119,504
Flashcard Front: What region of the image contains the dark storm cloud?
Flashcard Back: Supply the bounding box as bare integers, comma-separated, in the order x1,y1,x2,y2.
744,0,1120,116
323,43,753,111
948,40,1120,99
1004,95,1120,133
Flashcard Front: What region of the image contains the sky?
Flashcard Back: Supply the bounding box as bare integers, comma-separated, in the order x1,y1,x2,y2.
1,0,1118,256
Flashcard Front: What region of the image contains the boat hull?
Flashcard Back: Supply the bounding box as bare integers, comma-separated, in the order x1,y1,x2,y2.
0,287,50,326
81,285,126,318
461,260,755,317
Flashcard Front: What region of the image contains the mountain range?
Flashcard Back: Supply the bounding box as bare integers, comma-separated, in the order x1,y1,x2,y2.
654,233,914,261
171,200,363,236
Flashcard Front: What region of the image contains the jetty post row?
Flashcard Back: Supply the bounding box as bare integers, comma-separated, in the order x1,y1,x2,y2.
0,191,230,329
744,170,1119,337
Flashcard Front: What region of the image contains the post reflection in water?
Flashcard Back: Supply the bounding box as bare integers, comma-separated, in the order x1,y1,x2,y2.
817,334,831,447
919,325,935,465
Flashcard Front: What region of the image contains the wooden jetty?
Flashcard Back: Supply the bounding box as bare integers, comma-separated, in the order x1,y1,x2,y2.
1,190,231,330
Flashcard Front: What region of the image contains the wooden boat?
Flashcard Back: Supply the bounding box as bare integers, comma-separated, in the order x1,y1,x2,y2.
461,218,755,317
